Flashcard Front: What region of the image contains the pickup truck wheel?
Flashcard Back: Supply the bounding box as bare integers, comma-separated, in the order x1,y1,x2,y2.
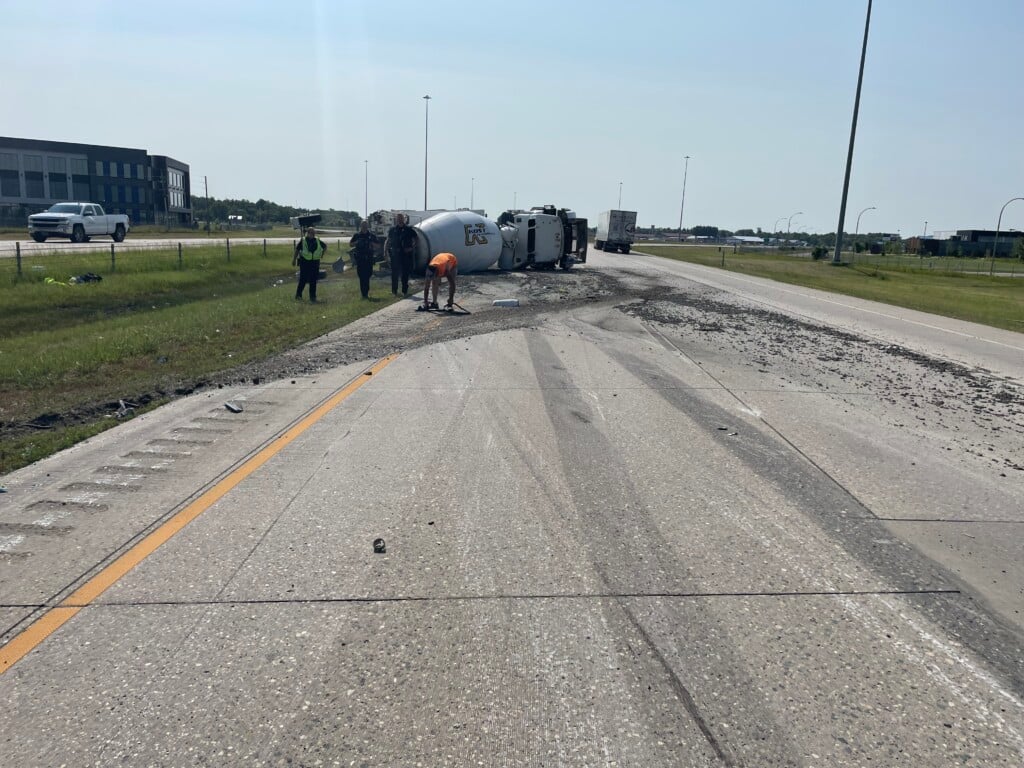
112,224,126,243
31,233,47,243
71,224,86,243
621,245,631,254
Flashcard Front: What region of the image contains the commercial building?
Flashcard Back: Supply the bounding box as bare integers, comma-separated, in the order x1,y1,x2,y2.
904,230,1023,257
0,137,192,226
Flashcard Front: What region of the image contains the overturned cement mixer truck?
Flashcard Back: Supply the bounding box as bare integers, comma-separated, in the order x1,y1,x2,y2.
374,206,588,273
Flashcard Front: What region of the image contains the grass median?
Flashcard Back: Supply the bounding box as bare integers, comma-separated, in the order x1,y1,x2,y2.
639,246,1024,333
0,242,395,473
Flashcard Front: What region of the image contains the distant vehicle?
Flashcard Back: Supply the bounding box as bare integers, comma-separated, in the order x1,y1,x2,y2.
595,210,637,253
28,203,130,243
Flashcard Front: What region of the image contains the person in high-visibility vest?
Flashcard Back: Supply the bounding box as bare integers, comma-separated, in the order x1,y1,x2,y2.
421,252,458,310
293,226,328,303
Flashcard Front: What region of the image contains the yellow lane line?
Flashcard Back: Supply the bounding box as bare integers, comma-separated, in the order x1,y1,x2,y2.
0,354,398,675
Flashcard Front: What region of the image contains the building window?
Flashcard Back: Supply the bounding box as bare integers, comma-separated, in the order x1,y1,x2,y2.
0,153,17,171
25,174,44,198
131,186,139,204
122,163,130,178
96,160,104,176
109,162,118,178
0,171,19,197
73,180,90,199
49,175,69,199
23,155,43,173
47,156,66,173
70,158,88,175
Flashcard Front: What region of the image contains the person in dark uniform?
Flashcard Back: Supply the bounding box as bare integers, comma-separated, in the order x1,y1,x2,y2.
293,226,327,303
349,219,379,299
385,213,417,296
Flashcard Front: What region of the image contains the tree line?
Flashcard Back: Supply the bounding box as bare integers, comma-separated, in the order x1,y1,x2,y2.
192,196,360,228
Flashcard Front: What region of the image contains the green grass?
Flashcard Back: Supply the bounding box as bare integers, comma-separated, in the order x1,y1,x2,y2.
0,242,395,474
644,246,1024,332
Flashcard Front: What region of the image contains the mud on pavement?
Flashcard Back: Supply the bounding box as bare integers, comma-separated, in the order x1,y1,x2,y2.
5,265,1022,477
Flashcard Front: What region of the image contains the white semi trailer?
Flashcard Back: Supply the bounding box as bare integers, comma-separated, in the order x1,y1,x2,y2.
595,209,637,253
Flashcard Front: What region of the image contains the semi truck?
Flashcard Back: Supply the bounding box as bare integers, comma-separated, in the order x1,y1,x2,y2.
595,209,637,253
28,202,130,243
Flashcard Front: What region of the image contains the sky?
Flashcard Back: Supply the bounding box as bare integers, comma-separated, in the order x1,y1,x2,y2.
2,0,1022,237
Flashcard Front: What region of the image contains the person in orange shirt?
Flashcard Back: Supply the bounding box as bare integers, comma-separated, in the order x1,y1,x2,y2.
421,252,458,310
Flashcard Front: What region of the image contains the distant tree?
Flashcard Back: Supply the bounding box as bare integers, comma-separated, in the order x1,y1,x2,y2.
691,225,719,238
735,228,756,236
1014,238,1024,261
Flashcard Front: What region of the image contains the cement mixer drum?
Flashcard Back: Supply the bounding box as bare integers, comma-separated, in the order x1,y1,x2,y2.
413,211,503,273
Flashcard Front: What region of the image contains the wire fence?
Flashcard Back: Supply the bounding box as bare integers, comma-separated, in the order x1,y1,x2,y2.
728,245,1022,277
0,238,353,283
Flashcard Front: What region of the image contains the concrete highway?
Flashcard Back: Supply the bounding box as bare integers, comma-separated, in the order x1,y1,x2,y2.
0,248,1021,765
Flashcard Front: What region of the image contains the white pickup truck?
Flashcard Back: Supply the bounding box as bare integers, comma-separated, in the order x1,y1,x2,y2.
28,202,130,243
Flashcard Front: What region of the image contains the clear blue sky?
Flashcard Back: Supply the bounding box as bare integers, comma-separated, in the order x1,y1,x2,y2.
3,0,1022,236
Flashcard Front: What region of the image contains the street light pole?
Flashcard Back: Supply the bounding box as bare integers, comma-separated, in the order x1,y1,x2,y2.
990,196,1024,275
773,216,786,246
363,160,368,219
787,211,803,246
471,177,474,209
832,0,873,264
618,182,622,208
854,205,875,239
677,155,691,242
422,95,431,209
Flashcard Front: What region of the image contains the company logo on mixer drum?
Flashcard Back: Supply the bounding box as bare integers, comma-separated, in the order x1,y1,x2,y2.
464,223,489,246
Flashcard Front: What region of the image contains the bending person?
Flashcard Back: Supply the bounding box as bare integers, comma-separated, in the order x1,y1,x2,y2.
421,252,458,310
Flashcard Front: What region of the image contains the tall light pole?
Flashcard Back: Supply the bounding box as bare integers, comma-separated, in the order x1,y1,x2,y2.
832,0,872,264
787,211,803,245
513,191,517,210
422,95,431,209
471,177,474,209
854,205,875,240
618,182,623,208
990,196,1024,275
677,155,691,242
773,216,786,246
363,160,368,219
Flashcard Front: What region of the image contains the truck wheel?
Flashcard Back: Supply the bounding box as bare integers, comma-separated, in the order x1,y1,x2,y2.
112,224,126,243
71,225,86,243
31,233,47,243
559,257,574,270
595,240,604,251
621,245,631,254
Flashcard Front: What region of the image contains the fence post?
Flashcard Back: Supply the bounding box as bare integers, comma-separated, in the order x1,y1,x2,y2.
226,238,231,262
111,243,116,272
15,241,21,277
263,238,267,258
178,242,183,269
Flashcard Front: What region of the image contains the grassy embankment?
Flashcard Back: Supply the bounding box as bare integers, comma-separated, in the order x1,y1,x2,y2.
0,242,393,474
641,246,1024,333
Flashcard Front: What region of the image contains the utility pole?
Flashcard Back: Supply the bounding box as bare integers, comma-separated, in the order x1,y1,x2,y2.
677,156,691,242
204,175,210,235
618,182,622,208
364,160,368,219
423,95,431,209
471,177,474,209
832,0,873,264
